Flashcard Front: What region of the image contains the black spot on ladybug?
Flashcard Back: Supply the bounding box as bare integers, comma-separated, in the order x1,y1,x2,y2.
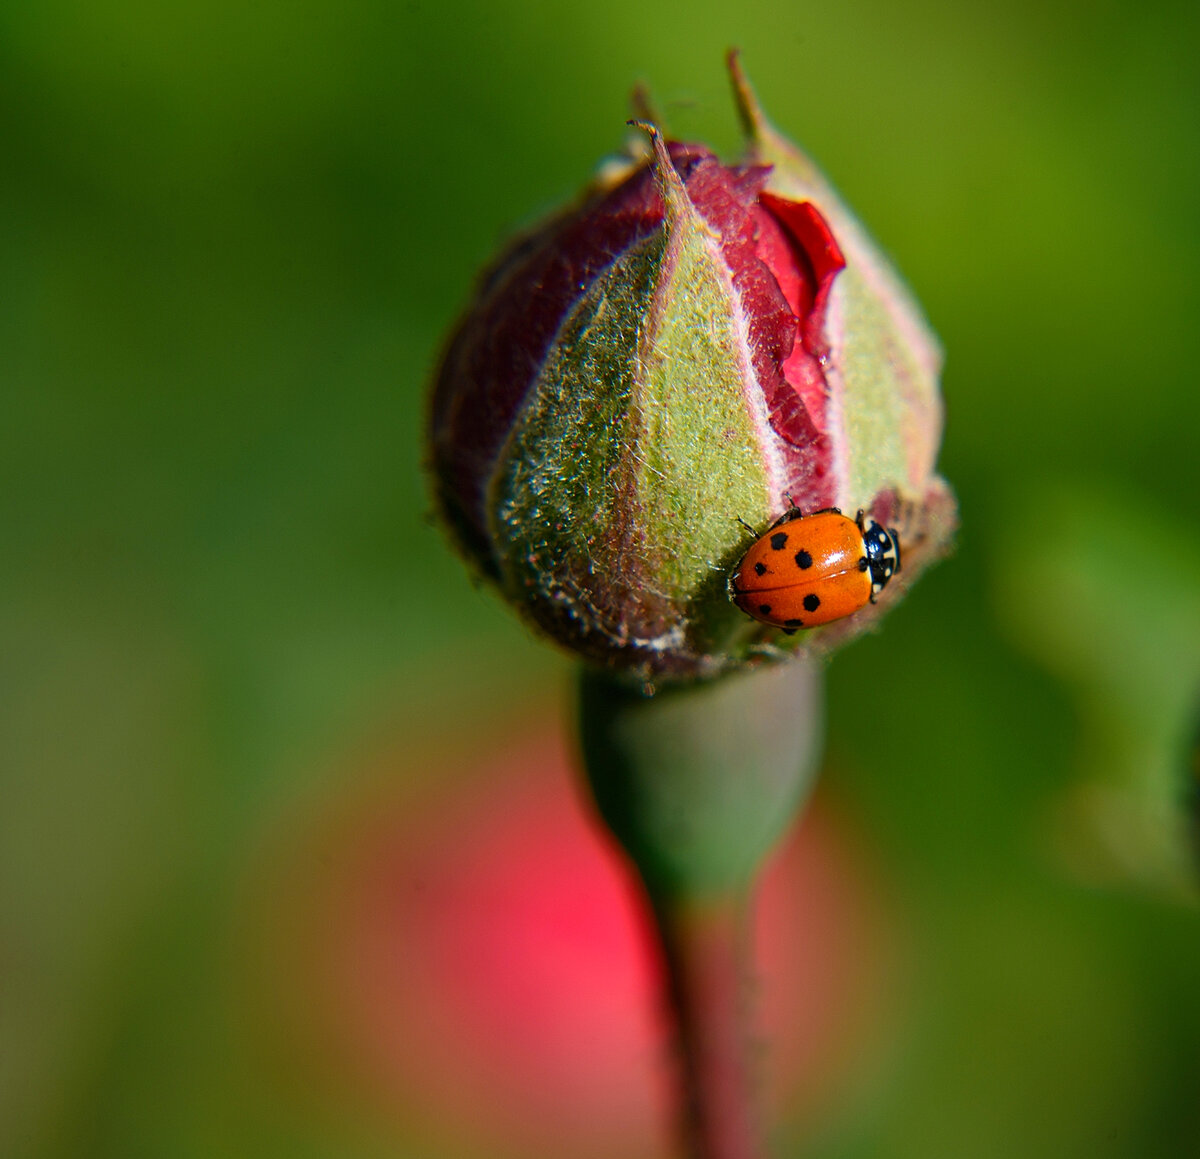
754,562,767,576
857,556,869,571
770,532,788,550
784,618,804,629
758,604,772,615
803,593,821,613
794,549,813,569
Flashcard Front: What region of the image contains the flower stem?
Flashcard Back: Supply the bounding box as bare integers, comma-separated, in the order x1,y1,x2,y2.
577,661,823,1159
653,887,760,1159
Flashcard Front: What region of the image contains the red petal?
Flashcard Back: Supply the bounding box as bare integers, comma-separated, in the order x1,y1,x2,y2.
760,194,846,293
760,194,846,364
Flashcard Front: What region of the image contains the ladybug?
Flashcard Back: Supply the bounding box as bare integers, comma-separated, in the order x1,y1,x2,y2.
729,506,901,633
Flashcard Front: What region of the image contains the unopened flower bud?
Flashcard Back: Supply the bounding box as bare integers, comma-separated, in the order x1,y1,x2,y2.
429,55,955,682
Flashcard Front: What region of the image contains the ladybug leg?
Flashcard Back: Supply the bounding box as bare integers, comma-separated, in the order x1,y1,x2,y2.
807,506,843,518
781,627,798,636
855,508,866,531
773,492,823,527
736,515,757,536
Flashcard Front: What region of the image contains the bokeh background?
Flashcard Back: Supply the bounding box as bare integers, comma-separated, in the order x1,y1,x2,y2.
4,1,1200,1156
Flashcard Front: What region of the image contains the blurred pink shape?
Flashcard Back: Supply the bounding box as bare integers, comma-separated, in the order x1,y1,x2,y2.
260,723,888,1159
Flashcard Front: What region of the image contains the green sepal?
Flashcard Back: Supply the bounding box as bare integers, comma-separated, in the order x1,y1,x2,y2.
488,129,774,679
729,52,944,511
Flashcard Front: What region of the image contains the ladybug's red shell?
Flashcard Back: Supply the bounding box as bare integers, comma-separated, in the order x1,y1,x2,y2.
730,509,900,631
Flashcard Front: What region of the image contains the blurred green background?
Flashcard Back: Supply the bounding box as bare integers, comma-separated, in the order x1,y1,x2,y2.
4,1,1200,1157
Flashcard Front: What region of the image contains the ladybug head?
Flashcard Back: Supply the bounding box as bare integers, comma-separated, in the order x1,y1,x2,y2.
862,519,900,595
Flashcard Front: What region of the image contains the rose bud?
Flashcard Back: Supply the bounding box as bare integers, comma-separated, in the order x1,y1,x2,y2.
428,54,955,683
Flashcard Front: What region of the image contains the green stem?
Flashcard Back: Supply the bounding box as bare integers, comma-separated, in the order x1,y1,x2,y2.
577,661,823,1159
